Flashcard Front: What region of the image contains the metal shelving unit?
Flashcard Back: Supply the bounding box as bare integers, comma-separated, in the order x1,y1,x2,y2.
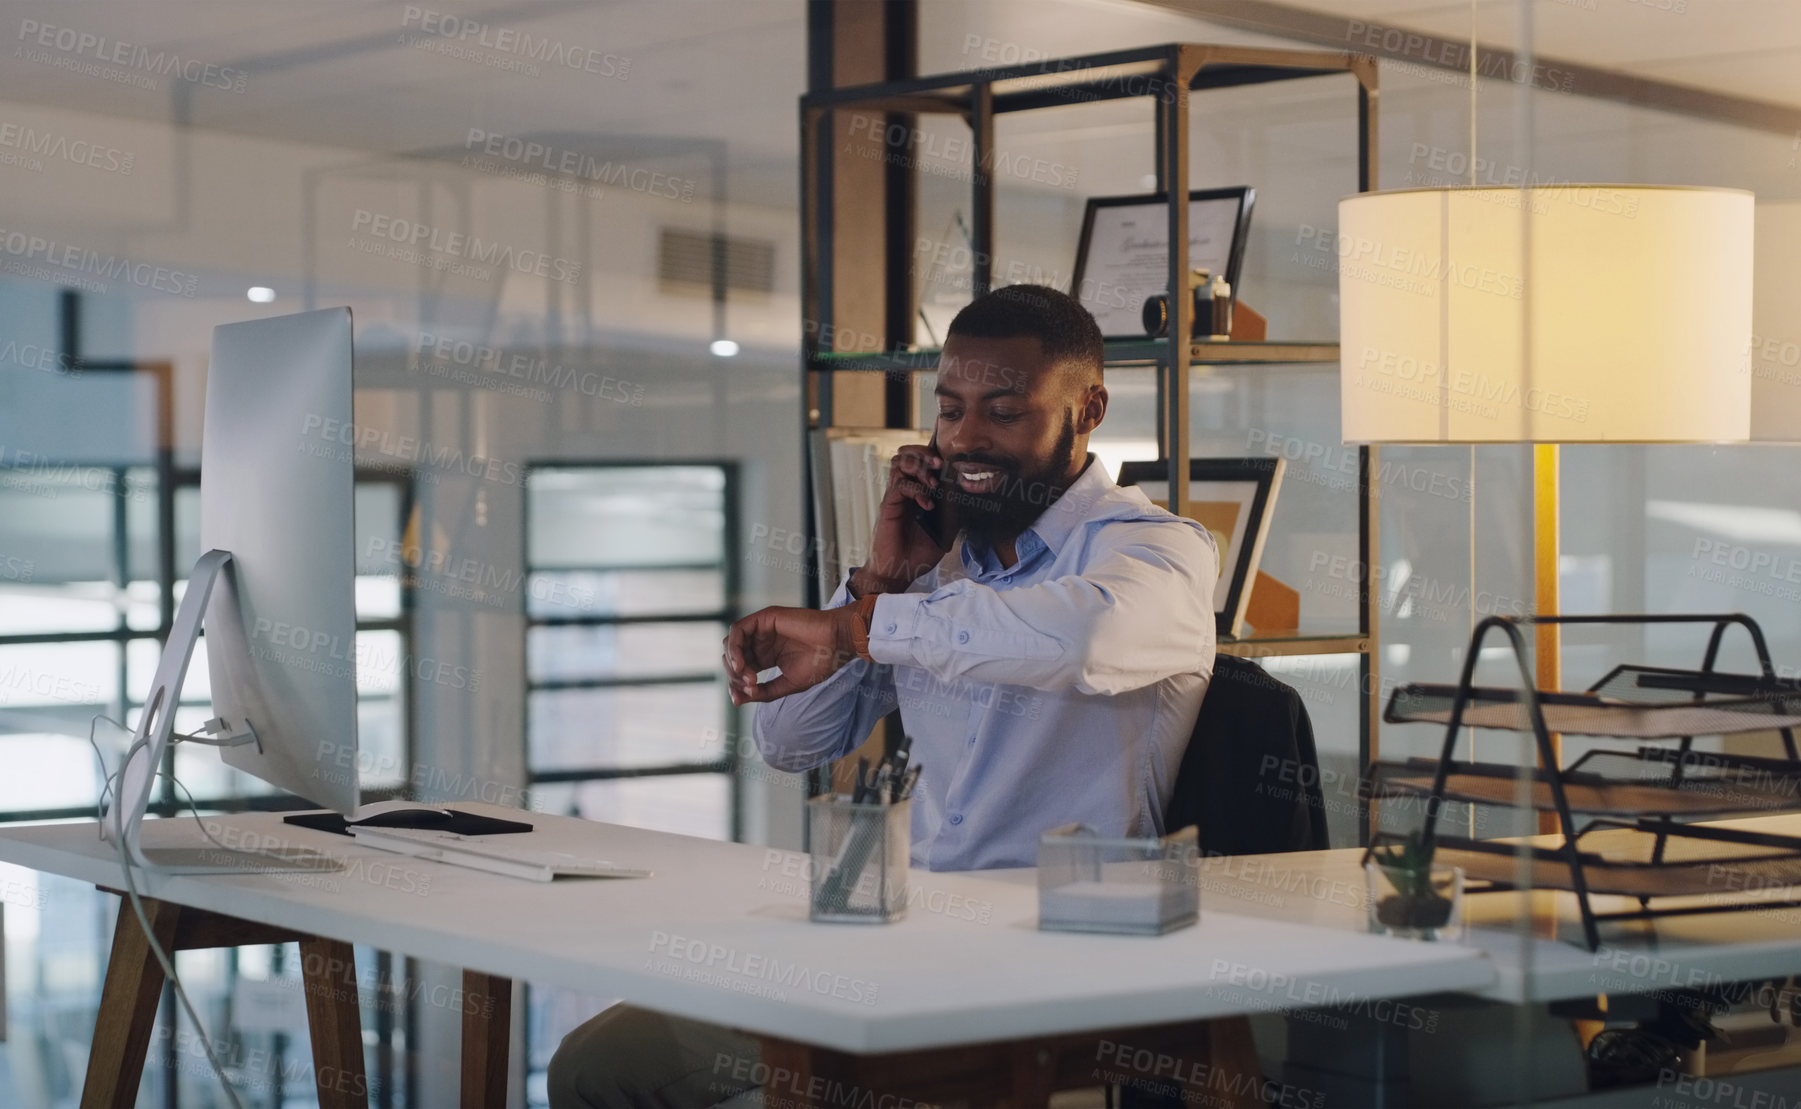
799,43,1383,826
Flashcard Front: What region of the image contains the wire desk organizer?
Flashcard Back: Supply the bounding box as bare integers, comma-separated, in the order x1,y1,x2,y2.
1362,613,1801,951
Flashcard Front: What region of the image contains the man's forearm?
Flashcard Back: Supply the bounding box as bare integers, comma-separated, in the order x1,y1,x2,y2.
848,564,908,599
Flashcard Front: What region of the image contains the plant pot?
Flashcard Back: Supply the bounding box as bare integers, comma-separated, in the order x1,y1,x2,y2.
1365,860,1464,941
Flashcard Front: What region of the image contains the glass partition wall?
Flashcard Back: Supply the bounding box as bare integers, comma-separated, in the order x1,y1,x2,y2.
2,0,1800,1105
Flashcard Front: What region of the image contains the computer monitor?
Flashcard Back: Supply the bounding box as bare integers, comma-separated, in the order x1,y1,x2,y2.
105,307,360,870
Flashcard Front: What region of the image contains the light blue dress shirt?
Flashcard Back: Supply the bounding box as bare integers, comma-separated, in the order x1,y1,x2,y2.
752,458,1219,871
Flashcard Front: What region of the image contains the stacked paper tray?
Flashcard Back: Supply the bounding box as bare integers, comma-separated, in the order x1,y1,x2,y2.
1384,683,1801,739
1426,825,1801,901
1369,752,1801,818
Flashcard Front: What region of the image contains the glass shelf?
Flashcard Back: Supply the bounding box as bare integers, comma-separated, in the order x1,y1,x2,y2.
808,339,1340,374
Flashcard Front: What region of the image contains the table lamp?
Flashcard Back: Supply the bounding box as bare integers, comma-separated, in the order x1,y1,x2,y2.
1338,184,1754,762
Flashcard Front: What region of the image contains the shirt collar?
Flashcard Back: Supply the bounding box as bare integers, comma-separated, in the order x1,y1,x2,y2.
958,454,1116,576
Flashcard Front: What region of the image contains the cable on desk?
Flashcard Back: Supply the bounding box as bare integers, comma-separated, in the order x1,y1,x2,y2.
88,714,246,1109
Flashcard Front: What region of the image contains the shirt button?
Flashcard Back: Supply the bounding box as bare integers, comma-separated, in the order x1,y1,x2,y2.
948,814,963,826
956,630,970,644
885,622,897,634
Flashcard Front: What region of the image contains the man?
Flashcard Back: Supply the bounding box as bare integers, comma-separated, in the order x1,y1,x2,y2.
548,284,1217,1106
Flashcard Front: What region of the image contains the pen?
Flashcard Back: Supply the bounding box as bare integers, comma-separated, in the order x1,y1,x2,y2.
881,734,914,803
895,765,922,802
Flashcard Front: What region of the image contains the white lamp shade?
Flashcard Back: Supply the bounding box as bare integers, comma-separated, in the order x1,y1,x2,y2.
1751,201,1801,441
1338,186,1753,443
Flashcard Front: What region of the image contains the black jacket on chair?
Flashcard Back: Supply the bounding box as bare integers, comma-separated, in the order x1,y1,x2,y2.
1164,653,1329,856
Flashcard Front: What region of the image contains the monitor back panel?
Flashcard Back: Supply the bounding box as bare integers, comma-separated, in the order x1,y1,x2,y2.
203,307,359,815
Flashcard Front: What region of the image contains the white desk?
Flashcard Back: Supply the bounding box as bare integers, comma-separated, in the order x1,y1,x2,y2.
0,804,1495,1107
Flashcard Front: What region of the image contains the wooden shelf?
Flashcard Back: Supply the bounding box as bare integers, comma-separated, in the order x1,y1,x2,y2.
1217,631,1367,659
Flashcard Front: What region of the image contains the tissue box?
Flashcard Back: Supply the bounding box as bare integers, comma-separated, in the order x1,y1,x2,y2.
1037,824,1199,935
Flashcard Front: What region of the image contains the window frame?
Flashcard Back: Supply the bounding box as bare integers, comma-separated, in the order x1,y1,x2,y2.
519,459,743,836
0,458,418,822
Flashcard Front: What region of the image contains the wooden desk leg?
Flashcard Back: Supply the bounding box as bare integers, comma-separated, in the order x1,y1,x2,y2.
300,936,368,1109
1210,1016,1265,1109
461,970,512,1109
759,1037,861,1109
85,891,367,1109
82,897,182,1109
1007,1042,1057,1109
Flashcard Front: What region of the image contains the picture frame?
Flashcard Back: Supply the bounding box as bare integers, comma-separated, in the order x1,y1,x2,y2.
1116,457,1284,640
1070,187,1256,340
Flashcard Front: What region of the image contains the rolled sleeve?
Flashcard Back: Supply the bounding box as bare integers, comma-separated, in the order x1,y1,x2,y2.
864,519,1215,695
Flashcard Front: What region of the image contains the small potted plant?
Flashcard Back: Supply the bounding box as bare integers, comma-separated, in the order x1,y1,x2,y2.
1366,830,1463,941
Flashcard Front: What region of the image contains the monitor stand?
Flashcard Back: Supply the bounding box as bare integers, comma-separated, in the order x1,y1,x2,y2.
100,549,340,874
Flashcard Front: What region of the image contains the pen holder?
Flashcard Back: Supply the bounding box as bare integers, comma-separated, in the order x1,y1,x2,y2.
808,795,910,924
1037,824,1199,935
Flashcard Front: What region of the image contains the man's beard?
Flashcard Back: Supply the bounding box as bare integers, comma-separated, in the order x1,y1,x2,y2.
943,413,1078,547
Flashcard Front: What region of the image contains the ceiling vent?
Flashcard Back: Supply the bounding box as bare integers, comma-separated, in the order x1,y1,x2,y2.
658,229,775,295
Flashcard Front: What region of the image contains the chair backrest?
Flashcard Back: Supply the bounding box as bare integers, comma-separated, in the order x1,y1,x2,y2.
1165,654,1329,856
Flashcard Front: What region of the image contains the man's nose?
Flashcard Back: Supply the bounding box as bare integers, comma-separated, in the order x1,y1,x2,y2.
944,417,993,459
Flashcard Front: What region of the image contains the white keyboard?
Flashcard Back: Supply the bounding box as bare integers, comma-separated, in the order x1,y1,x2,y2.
348,826,651,882
140,845,342,875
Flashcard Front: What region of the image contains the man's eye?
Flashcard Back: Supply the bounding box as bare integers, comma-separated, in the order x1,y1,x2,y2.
938,410,961,421
990,411,1021,423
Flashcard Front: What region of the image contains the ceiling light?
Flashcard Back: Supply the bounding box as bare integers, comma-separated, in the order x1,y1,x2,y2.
709,339,740,357
247,287,276,303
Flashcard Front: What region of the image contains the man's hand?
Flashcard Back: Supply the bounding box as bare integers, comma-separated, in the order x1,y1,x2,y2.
723,605,860,705
852,443,948,598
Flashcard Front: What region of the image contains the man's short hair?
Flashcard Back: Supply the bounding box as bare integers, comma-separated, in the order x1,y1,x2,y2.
945,284,1105,384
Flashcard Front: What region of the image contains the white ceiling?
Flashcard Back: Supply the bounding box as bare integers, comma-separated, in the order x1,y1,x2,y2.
1276,0,1801,109
1,0,1797,212
1,0,810,206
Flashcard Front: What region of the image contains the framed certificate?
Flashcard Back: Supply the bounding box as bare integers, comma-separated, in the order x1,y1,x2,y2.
1070,188,1255,340
1116,456,1283,640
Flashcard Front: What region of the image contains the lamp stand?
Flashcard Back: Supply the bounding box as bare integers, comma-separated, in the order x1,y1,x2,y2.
1534,443,1562,834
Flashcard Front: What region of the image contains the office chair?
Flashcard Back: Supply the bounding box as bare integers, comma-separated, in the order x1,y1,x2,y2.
1165,653,1330,857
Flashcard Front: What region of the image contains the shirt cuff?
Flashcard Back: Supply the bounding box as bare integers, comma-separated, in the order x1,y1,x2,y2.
824,567,860,610
865,591,927,666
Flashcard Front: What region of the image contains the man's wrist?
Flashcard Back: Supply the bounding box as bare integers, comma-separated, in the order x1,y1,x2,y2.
848,566,903,600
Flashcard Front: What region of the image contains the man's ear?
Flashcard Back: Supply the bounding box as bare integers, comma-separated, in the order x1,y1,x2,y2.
1076,383,1108,435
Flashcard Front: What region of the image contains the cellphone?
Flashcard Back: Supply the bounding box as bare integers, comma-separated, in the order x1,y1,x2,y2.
910,434,951,548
